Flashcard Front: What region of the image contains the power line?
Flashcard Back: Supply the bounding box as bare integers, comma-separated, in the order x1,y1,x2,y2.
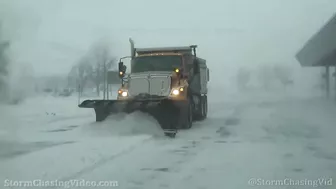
113,28,245,34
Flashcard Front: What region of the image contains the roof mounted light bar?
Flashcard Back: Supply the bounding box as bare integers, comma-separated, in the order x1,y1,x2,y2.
135,46,197,55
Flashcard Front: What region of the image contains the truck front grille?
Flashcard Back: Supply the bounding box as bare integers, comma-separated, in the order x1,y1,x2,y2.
128,75,171,97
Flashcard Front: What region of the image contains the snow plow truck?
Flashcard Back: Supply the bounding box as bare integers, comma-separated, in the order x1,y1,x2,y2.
78,38,209,137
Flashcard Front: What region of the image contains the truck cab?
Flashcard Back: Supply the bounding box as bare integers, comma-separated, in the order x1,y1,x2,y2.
78,39,209,135
116,41,209,129
117,46,208,102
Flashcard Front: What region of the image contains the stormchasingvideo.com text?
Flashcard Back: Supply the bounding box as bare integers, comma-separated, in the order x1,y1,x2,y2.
4,179,118,188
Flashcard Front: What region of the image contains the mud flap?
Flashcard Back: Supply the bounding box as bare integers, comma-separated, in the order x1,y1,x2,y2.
163,129,177,138
145,99,180,130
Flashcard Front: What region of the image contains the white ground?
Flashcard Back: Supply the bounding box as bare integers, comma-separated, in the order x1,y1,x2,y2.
0,90,335,189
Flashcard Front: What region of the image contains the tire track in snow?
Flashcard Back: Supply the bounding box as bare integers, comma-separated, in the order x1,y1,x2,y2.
153,105,245,185
56,101,242,187
46,114,93,124
130,115,236,187
52,136,155,188
83,138,207,188
66,101,247,188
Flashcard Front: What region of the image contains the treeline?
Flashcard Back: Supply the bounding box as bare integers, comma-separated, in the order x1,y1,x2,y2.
68,41,117,96
0,23,10,102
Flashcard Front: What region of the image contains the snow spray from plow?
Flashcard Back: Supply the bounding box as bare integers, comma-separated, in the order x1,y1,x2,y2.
86,111,167,137
78,99,179,138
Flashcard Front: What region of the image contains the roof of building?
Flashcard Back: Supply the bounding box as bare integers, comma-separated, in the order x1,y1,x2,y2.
296,13,336,67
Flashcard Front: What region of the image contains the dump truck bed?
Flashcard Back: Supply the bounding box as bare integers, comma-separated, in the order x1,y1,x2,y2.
135,45,196,56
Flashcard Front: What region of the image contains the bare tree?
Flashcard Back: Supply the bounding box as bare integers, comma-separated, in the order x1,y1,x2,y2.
273,65,294,89
0,23,10,101
73,57,92,94
88,42,116,97
68,65,79,88
257,65,274,90
68,40,117,97
236,68,251,91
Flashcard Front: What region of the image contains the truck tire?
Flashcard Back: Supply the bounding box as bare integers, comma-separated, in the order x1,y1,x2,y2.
199,95,208,120
181,96,193,129
194,95,208,121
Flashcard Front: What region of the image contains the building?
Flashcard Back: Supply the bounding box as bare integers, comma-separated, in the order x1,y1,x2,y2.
296,13,336,98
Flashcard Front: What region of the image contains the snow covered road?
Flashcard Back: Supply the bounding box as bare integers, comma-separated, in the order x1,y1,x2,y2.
0,93,335,189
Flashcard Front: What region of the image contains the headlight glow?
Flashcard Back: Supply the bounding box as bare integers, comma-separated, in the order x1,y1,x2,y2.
121,91,128,97
172,89,179,95
170,86,185,96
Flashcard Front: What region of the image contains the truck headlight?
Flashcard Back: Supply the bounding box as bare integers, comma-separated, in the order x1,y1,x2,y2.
121,91,128,97
172,89,179,95
170,87,184,96
118,90,128,97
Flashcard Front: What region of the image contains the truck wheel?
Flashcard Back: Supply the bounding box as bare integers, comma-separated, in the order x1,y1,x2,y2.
200,95,208,120
181,97,193,129
194,95,208,121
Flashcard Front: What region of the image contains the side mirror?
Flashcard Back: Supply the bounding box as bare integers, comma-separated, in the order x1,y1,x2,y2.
193,60,200,74
118,62,127,78
118,62,124,72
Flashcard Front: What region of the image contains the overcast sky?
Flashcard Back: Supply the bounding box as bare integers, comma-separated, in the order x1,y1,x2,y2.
1,0,336,77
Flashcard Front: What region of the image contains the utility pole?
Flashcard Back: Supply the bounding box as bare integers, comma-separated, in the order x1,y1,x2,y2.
326,66,330,98
334,66,336,100
77,83,81,105
103,62,106,100
106,59,115,100
107,72,109,100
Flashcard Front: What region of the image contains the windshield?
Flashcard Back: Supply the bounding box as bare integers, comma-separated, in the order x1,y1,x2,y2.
131,55,182,73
